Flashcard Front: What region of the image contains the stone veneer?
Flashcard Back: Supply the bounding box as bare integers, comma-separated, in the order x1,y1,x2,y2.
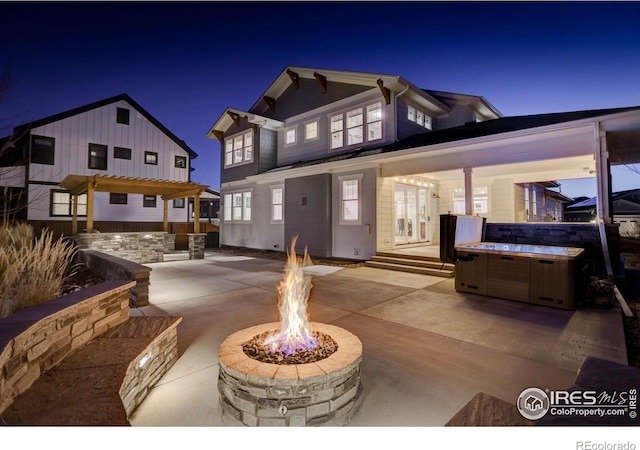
218,322,363,426
0,280,134,414
74,232,167,264
188,233,206,259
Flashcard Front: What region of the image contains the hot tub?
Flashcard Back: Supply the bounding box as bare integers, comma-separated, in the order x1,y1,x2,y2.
454,242,585,310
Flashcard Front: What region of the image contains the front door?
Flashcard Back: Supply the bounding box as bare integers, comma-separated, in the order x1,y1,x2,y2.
394,184,429,245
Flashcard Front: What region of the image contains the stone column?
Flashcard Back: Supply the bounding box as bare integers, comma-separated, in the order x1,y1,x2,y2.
188,233,206,260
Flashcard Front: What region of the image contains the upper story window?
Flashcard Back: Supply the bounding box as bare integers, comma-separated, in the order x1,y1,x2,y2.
145,151,158,165
408,104,432,130
114,147,131,160
117,107,130,125
224,131,253,168
285,126,297,147
304,119,319,142
31,135,55,165
331,102,383,151
175,155,187,169
88,143,107,170
50,190,87,217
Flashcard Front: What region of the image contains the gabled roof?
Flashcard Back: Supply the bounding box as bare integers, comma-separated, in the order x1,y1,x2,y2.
566,188,640,213
9,94,198,158
424,90,503,121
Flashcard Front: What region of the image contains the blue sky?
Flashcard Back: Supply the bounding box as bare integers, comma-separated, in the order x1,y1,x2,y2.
1,1,639,197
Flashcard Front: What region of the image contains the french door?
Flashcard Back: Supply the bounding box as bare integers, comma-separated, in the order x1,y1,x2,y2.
394,184,430,245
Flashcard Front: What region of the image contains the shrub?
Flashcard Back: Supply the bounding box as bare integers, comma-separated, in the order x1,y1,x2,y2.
0,224,77,318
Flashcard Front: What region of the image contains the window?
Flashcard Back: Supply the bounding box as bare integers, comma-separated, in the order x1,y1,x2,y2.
114,147,131,160
31,135,54,165
346,108,363,146
416,110,424,127
224,131,253,167
143,195,157,208
331,102,381,150
367,102,382,141
452,186,488,215
423,114,432,130
110,193,128,204
339,174,363,224
50,190,87,217
173,198,185,208
175,155,187,168
145,151,158,165
330,114,344,149
304,120,319,142
285,126,297,146
271,186,283,222
88,143,107,170
407,105,416,122
223,191,252,222
117,107,130,125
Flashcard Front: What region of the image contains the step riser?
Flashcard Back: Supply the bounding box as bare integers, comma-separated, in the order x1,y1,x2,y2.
370,256,454,270
365,261,455,278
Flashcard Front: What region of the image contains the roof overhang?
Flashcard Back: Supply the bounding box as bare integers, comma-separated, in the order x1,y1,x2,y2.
59,175,209,201
207,107,285,140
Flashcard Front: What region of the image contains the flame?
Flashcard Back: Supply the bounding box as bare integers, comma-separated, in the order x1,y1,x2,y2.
264,236,318,356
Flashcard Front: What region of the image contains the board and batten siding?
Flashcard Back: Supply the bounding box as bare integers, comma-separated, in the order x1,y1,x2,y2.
26,99,191,222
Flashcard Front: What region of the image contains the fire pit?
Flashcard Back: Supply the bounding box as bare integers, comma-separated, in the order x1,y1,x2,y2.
217,238,363,426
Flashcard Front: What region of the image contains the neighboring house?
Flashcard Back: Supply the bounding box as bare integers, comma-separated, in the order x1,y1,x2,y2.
0,94,198,233
565,189,640,237
208,66,640,260
515,182,573,222
189,187,221,224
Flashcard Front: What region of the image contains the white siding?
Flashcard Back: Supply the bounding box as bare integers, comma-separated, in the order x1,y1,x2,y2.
26,99,192,222
376,174,394,251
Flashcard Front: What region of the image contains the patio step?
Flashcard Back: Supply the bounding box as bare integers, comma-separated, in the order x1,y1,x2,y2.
365,255,455,278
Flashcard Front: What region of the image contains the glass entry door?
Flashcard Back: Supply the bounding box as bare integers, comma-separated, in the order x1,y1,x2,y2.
394,184,429,244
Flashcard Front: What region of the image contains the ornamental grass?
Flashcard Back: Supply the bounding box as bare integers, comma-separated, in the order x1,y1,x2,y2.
0,223,77,318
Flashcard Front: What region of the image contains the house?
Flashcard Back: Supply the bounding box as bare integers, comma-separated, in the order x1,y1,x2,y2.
208,66,640,260
565,188,640,237
0,94,200,235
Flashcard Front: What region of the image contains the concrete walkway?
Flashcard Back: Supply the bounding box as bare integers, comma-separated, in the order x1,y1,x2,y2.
128,251,627,427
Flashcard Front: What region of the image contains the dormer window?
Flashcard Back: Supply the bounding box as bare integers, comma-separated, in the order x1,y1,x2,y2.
408,104,432,130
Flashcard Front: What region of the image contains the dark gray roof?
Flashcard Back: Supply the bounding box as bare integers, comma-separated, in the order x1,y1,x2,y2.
264,106,640,173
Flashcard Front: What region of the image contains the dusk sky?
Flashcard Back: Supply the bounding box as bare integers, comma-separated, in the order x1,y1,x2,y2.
1,1,639,198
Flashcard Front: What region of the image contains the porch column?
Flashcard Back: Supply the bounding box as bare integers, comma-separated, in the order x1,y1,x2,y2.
71,194,79,235
193,192,201,233
464,167,473,216
86,181,95,233
163,198,169,232
594,123,611,223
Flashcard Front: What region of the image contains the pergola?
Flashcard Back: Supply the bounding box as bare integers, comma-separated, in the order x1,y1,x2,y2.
59,174,209,235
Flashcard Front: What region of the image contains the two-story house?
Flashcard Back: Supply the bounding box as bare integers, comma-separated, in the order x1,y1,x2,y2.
0,94,198,235
208,66,640,260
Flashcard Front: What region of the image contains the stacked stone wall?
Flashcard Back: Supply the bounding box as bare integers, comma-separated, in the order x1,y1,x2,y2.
0,281,134,414
74,232,166,263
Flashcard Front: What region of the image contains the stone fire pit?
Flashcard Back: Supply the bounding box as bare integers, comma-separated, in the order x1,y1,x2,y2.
218,321,363,426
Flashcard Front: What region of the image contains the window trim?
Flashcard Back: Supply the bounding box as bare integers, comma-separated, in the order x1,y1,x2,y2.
338,174,363,225
143,195,157,208
50,189,87,217
284,125,297,147
88,143,108,170
114,146,132,160
328,101,383,151
304,118,320,143
144,151,158,165
224,130,254,168
175,155,187,169
30,135,55,165
116,107,130,125
173,198,185,208
270,185,284,224
223,189,253,223
109,193,128,205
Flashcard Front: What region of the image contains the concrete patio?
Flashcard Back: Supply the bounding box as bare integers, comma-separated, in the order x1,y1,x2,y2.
128,250,628,427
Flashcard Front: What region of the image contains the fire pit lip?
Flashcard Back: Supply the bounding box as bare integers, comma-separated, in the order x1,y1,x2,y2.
218,322,362,381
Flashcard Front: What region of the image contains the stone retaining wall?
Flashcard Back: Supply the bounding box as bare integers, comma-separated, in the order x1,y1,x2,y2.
0,280,134,414
74,232,167,263
77,249,152,307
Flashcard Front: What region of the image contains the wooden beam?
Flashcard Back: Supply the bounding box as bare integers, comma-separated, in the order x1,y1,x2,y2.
313,72,327,94
211,130,224,143
86,181,95,233
377,79,391,105
71,194,78,235
226,111,240,127
163,198,169,232
193,192,201,233
263,96,276,112
286,69,299,89
247,120,258,133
